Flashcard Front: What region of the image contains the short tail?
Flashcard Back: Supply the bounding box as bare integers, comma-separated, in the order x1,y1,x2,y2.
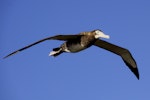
49,47,63,57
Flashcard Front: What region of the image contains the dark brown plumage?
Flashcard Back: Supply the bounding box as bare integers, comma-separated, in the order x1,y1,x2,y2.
3,30,139,79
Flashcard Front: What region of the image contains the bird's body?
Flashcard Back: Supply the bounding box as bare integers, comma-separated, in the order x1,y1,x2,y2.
62,41,86,52
4,29,139,79
50,31,98,56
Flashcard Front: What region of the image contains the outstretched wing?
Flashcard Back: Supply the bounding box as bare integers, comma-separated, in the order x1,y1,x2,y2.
3,35,82,59
94,39,139,79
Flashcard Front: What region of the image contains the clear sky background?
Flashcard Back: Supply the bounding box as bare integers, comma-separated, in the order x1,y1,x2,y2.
1,0,150,100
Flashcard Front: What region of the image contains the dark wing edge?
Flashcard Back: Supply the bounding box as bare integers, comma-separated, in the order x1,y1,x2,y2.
3,35,82,59
94,39,139,79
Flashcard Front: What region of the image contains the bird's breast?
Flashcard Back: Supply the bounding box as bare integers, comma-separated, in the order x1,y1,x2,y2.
66,42,87,52
61,35,95,53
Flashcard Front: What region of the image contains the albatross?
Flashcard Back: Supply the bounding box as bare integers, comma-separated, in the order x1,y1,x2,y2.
3,29,139,79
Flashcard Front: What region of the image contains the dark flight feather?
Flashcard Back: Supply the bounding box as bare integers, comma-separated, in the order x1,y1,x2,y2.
3,35,82,59
94,39,139,79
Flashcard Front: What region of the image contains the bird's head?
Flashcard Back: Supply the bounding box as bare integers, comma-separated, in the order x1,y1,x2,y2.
94,29,110,39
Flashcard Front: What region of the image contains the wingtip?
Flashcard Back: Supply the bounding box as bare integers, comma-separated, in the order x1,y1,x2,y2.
133,67,140,80
136,75,140,80
3,51,20,59
3,56,7,59
3,55,11,59
121,55,140,80
131,68,140,80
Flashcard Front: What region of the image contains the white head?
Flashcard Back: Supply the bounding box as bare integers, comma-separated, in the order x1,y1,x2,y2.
94,30,110,39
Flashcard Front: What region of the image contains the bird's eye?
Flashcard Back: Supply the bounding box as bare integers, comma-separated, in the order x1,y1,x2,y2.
95,30,100,34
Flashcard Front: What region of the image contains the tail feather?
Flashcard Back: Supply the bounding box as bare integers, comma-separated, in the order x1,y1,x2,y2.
53,48,60,51
49,48,63,57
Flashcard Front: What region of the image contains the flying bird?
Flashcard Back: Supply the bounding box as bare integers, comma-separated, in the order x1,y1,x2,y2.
4,29,139,79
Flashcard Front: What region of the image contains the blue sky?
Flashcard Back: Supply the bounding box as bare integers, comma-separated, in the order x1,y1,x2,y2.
1,0,150,100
